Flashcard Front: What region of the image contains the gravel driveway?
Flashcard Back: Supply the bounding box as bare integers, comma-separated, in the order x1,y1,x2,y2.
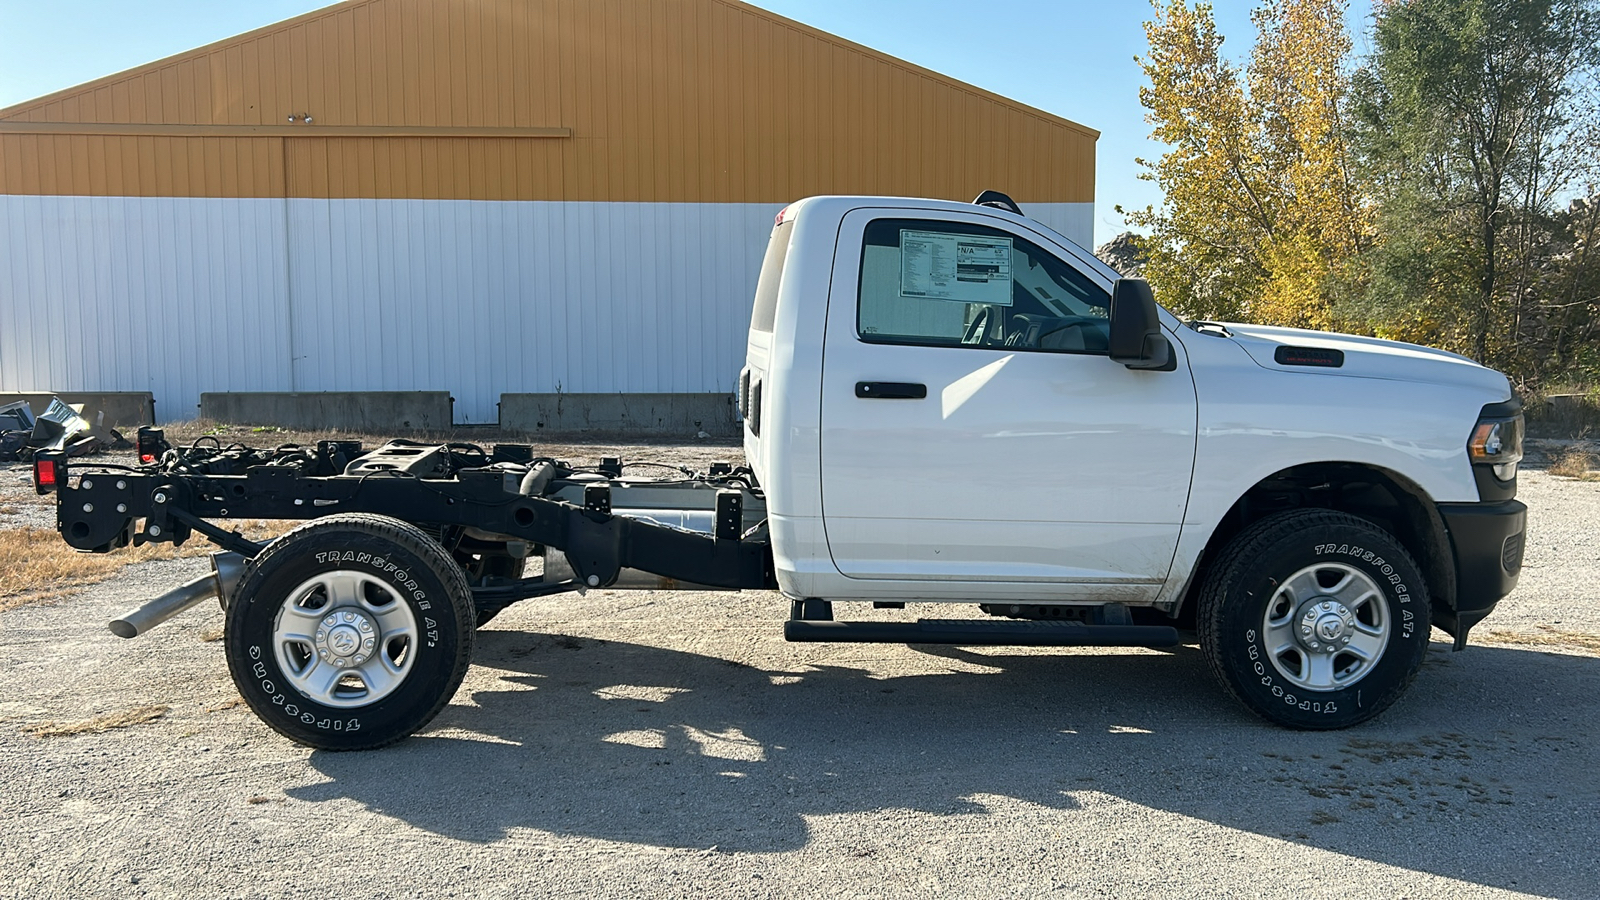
1,463,1595,899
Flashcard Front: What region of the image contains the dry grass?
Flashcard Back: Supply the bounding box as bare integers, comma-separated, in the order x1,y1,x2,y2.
1482,627,1600,656
0,520,289,611
197,624,225,642
1547,445,1598,479
0,527,210,610
22,704,168,737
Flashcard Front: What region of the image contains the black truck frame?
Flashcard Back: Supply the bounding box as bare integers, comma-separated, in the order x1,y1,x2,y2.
46,430,769,582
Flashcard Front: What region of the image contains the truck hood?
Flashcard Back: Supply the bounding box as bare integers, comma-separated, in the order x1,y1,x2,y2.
1215,322,1511,396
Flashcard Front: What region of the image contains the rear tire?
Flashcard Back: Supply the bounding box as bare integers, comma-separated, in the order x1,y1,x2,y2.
224,513,475,750
1198,509,1430,729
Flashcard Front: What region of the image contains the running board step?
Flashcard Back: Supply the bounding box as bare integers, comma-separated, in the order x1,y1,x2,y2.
783,618,1181,647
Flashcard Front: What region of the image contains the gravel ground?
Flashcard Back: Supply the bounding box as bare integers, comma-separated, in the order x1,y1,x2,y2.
0,450,1596,899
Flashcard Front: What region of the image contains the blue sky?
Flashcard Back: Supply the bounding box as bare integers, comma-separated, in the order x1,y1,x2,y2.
0,0,1373,246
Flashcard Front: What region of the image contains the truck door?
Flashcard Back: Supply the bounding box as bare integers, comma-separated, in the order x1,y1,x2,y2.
819,209,1197,586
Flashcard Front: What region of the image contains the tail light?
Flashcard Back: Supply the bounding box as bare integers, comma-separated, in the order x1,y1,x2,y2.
33,454,61,494
137,427,168,466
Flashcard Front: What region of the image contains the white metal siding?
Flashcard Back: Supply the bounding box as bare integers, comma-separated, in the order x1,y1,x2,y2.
0,195,293,421
0,196,1092,423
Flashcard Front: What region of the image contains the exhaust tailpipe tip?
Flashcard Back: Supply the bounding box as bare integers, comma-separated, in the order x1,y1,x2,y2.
106,552,245,639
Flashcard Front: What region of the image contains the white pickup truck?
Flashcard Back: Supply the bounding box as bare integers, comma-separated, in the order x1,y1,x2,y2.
44,191,1526,749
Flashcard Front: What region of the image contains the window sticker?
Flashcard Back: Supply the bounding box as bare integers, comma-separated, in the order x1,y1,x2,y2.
899,230,1013,305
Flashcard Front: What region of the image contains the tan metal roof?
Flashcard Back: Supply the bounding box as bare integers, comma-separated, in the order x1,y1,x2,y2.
0,0,1096,203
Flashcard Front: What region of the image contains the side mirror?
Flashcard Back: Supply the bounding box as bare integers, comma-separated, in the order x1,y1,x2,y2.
1108,278,1174,371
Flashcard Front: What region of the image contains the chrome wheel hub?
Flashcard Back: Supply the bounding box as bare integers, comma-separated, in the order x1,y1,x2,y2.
1298,599,1355,653
1262,563,1389,692
272,570,418,709
317,609,378,668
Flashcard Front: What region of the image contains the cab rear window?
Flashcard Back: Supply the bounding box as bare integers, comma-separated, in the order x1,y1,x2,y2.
750,221,794,333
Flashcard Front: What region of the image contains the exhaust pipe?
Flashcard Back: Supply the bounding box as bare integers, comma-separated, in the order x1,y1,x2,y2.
108,552,247,639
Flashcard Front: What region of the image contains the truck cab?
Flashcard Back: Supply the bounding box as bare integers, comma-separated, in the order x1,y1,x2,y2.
741,193,1526,727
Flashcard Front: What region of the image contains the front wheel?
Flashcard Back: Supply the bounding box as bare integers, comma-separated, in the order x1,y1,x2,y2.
1198,510,1430,729
224,513,475,750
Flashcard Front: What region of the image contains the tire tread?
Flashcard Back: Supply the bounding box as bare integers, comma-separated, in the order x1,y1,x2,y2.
1197,509,1429,730
228,513,476,751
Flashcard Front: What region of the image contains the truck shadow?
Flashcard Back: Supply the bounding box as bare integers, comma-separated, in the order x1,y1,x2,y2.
289,631,1599,895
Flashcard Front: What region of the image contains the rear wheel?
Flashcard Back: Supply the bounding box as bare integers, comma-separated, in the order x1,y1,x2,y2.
1197,509,1430,729
224,513,475,750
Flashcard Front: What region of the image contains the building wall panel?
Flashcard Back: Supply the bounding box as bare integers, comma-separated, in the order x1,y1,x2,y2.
282,198,785,423
0,195,293,419
1,195,1092,423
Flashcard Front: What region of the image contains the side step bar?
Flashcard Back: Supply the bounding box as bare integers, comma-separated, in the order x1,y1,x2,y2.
783,618,1181,648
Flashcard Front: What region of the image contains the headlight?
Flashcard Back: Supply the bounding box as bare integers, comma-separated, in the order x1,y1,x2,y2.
1468,415,1524,481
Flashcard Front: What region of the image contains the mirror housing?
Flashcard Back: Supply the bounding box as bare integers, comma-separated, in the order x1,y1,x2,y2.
1108,278,1174,371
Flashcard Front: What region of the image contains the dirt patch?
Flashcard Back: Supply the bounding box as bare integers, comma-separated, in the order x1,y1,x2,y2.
1481,627,1600,655
21,704,169,737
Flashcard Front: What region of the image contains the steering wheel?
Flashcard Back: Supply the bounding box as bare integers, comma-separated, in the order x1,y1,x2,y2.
961,307,992,345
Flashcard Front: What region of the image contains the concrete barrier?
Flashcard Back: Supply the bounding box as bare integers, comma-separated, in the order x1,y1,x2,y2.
200,392,454,432
499,393,737,436
0,392,155,429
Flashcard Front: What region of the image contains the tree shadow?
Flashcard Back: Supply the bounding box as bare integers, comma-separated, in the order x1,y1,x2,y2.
288,631,1599,895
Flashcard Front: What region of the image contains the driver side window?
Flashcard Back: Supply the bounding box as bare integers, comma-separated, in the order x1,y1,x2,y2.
857,218,1111,354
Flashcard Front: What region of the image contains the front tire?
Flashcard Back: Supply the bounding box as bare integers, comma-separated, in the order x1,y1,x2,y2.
1198,510,1430,729
224,514,475,750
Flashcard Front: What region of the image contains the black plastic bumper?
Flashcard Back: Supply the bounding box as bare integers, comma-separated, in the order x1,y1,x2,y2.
1435,499,1527,648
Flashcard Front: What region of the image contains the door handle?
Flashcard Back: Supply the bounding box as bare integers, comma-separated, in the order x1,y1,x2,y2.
856,381,927,399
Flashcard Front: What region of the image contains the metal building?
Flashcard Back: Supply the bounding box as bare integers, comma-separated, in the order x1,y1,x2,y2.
0,0,1097,425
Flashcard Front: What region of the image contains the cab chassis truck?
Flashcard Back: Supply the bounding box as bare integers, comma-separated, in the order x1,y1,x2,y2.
33,192,1528,750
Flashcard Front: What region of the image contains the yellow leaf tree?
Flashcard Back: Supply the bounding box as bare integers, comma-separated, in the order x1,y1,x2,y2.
1124,0,1366,329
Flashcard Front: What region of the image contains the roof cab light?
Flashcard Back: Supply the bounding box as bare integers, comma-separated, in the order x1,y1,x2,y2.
1469,415,1524,481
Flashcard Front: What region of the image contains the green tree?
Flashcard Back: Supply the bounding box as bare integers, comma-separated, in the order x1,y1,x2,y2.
1125,0,1363,329
1347,0,1600,376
